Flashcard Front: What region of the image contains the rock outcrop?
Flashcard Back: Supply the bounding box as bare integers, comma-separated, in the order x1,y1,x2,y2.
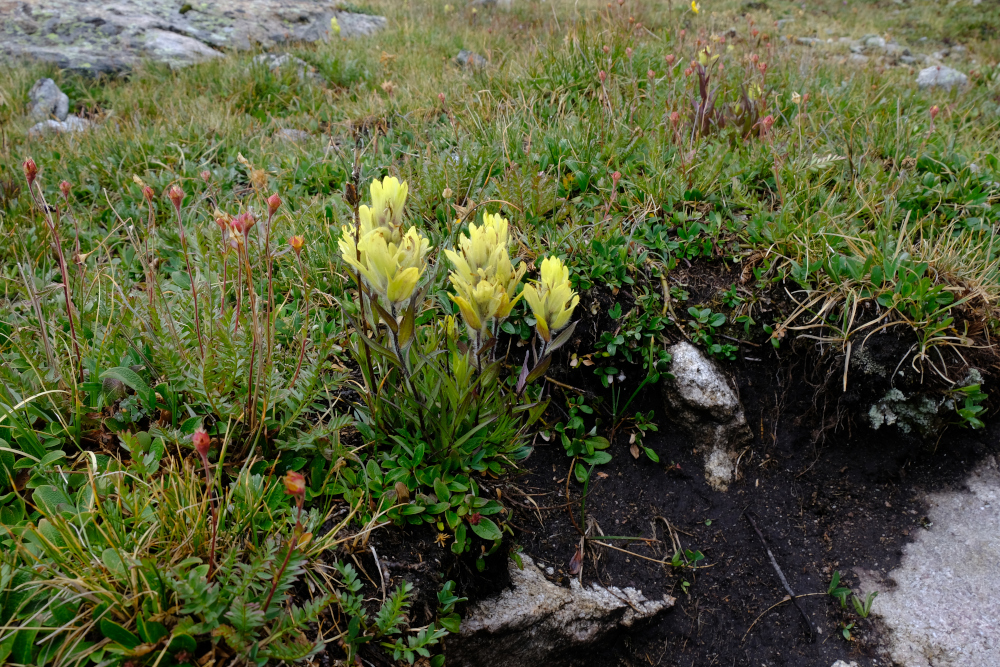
449,555,673,667
1,0,387,72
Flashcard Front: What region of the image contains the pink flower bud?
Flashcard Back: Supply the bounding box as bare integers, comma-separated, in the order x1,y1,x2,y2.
752,28,759,37
59,180,71,201
168,185,184,212
761,115,775,133
680,29,686,38
684,67,693,77
23,158,37,187
267,193,281,217
625,47,633,59
231,211,256,238
647,69,655,79
143,185,155,203
751,53,759,63
200,170,211,182
612,171,621,188
193,429,211,459
665,54,675,65
289,235,305,255
599,70,607,83
758,62,768,75
284,470,306,497
929,105,940,120
603,45,610,54
670,111,681,125
438,92,446,104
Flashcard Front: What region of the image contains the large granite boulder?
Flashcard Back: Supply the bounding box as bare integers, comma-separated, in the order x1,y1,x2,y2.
1,0,387,73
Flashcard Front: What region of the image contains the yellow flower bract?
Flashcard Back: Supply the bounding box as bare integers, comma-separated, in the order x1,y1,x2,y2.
338,177,430,307
523,256,579,342
445,212,526,335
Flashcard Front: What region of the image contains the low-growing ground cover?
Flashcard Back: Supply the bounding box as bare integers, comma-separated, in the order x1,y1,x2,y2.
1,0,999,665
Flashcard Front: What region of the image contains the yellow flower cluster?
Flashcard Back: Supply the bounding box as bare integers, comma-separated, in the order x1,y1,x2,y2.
339,177,431,308
445,212,526,336
523,257,579,343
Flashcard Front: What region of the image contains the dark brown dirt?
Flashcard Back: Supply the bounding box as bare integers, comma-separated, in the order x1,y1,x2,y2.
504,339,999,667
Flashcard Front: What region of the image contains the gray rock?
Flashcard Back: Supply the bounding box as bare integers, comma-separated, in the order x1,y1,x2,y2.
796,37,821,46
900,55,918,65
857,456,1000,667
662,342,751,491
916,65,968,90
252,53,323,82
274,128,311,142
831,662,859,667
28,77,69,121
144,29,221,68
449,554,673,667
1,1,387,73
863,35,886,50
850,53,870,64
28,113,90,138
455,49,488,69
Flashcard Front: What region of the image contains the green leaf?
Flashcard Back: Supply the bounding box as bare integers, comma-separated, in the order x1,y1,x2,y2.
433,479,450,504
100,618,141,649
31,485,72,515
168,634,197,655
469,517,502,541
102,549,128,581
100,367,154,412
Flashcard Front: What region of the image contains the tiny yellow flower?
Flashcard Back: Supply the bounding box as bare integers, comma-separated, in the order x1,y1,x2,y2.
691,0,700,14
330,16,341,36
523,256,579,343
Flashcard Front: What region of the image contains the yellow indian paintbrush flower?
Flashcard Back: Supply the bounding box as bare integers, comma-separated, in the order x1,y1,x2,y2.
522,256,579,343
338,177,430,307
445,212,527,333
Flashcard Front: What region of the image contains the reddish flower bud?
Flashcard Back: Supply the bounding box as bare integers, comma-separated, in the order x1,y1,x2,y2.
438,92,446,104
289,235,305,255
680,29,686,38
612,171,622,187
59,180,71,201
647,69,655,79
23,158,37,187
617,0,624,6
201,170,211,182
625,47,633,59
929,105,940,120
143,185,155,202
752,28,759,37
231,211,256,237
598,70,607,83
193,428,211,459
761,115,775,134
469,512,483,525
758,62,768,75
684,67,693,76
665,54,675,65
168,185,184,212
670,111,681,125
267,193,281,217
751,53,759,63
284,470,306,497
603,45,610,54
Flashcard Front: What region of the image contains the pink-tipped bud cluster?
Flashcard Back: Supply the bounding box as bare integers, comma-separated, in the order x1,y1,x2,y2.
929,105,940,120
201,170,211,182
598,70,607,83
612,171,622,188
665,54,675,65
143,185,155,202
168,185,184,212
231,211,256,237
59,180,71,201
284,470,306,497
193,428,211,459
266,193,281,217
760,115,775,134
670,111,681,125
625,47,633,59
23,158,37,187
647,69,655,79
438,93,446,105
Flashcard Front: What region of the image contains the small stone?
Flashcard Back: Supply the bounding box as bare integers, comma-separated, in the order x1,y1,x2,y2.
455,49,488,69
274,128,311,142
796,37,822,46
28,78,69,122
662,342,751,491
28,114,91,138
831,661,859,667
916,65,968,90
864,35,887,50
